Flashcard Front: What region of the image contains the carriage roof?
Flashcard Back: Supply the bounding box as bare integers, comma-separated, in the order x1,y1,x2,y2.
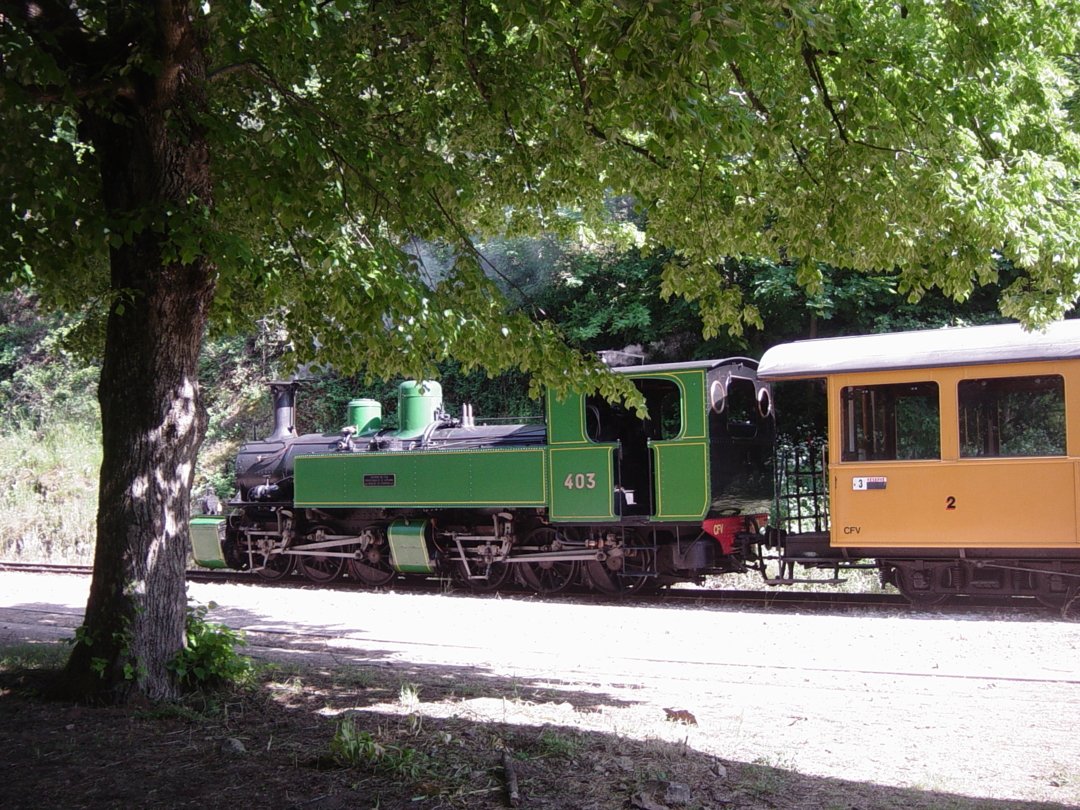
757,320,1080,380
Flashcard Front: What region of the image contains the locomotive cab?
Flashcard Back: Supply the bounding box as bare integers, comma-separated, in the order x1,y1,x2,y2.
547,359,774,524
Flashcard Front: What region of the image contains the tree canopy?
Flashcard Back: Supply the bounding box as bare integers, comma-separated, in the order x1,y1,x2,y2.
2,0,1079,700
7,2,1080,364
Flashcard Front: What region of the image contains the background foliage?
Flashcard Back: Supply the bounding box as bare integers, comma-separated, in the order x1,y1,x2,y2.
0,231,1032,562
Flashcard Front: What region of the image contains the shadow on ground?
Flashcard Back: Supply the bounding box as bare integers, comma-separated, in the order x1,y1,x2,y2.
0,636,1073,810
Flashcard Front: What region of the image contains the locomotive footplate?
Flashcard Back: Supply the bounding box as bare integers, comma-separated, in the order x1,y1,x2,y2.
776,531,834,559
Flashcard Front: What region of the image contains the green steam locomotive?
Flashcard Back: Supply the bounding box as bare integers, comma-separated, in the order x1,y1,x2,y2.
190,357,775,594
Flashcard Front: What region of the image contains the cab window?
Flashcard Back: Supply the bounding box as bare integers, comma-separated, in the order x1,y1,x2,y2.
959,375,1065,457
585,378,681,443
841,382,940,461
648,382,682,440
725,377,760,438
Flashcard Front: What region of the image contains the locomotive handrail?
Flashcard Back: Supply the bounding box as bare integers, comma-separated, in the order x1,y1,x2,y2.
470,415,545,424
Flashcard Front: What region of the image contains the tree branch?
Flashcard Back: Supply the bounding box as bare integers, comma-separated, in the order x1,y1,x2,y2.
459,0,492,105
0,77,118,104
566,44,594,119
566,44,668,168
728,61,770,120
800,37,923,158
425,189,548,315
788,139,820,186
207,59,321,115
969,117,1003,161
801,40,848,144
206,62,253,83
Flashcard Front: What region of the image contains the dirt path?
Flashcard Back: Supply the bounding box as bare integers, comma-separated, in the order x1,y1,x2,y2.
3,571,1079,807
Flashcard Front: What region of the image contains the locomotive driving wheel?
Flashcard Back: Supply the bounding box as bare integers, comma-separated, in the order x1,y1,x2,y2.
297,526,346,583
254,549,295,581
519,526,579,594
455,550,512,592
585,536,655,595
346,527,396,587
251,531,295,581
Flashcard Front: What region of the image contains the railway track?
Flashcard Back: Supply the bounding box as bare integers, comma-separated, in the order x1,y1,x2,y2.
0,559,1063,616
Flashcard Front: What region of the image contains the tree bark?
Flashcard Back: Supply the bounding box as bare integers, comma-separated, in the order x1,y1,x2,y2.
62,1,215,703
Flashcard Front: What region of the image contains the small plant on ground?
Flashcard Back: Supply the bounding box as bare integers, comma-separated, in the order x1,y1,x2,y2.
330,717,429,778
168,601,252,691
536,728,582,759
739,755,793,799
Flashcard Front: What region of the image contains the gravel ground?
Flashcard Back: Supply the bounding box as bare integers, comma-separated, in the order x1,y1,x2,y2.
2,571,1079,809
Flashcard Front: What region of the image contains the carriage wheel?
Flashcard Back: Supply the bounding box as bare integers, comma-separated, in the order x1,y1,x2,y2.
1033,570,1071,609
892,564,949,607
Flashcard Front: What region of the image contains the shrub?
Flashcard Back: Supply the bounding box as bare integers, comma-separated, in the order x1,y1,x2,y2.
168,601,252,691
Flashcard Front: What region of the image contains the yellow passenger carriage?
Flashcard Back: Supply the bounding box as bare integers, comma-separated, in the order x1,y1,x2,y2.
758,321,1080,605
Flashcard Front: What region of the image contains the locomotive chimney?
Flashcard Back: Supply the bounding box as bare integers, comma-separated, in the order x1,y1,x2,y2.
267,381,299,441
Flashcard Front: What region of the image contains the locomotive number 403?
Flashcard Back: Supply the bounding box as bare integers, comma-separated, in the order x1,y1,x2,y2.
563,472,597,490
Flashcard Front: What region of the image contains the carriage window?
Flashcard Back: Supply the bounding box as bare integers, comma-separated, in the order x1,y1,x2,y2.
841,382,940,461
959,375,1065,457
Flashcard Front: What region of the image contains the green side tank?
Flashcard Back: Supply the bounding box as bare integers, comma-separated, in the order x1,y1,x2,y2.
396,380,442,438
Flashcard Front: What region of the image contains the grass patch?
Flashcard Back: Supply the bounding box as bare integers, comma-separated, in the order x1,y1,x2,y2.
740,755,795,799
0,640,70,672
0,422,100,564
535,728,582,759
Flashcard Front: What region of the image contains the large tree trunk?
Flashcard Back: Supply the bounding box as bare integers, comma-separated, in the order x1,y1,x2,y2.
63,2,215,703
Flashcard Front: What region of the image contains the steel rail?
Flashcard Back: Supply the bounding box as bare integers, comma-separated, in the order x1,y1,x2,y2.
0,561,1066,616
